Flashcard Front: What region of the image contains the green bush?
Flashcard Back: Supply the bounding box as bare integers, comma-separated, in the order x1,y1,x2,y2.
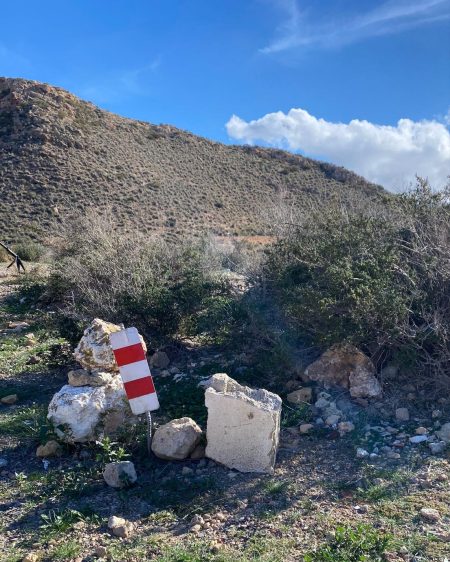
266,179,450,381
12,241,46,262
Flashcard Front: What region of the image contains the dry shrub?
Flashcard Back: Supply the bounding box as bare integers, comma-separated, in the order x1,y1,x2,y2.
47,209,238,342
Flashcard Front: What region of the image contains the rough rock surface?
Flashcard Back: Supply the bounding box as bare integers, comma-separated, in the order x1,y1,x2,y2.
304,344,382,398
47,377,137,443
205,373,282,474
151,417,202,460
73,319,123,372
103,461,137,488
68,368,115,387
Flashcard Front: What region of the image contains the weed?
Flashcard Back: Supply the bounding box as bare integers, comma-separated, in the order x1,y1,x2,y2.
95,437,130,464
304,524,390,562
49,540,82,561
281,402,311,427
40,508,100,538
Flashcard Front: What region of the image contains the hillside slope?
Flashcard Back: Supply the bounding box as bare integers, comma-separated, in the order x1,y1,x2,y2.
0,77,385,243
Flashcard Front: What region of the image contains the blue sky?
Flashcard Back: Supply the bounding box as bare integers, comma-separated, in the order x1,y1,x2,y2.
1,0,449,190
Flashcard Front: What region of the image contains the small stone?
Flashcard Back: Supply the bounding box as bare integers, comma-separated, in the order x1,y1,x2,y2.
356,448,369,459
1,394,18,405
415,427,428,435
182,466,193,476
286,387,312,404
190,444,206,460
315,397,330,409
103,461,137,488
436,422,450,443
22,554,38,562
387,451,401,459
409,435,428,444
325,414,340,426
0,458,8,468
395,408,410,422
228,471,238,478
338,421,355,435
432,409,442,418
150,351,170,369
94,546,107,558
191,514,204,525
429,441,445,455
36,440,62,458
215,512,227,522
190,524,202,533
299,423,314,434
108,515,134,538
420,507,440,523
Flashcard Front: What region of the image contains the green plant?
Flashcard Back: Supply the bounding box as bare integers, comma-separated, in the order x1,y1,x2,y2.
40,508,99,538
95,437,130,463
304,524,390,561
50,540,82,561
266,179,450,383
12,241,46,262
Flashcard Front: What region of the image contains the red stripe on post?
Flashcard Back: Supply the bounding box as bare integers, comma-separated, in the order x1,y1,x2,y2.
113,343,146,367
123,376,155,399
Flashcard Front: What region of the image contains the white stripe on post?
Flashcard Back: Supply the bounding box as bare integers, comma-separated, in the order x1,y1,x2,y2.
110,327,160,415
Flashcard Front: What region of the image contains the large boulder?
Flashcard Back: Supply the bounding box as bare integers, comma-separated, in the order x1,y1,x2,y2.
304,344,382,399
151,417,202,460
47,377,138,443
74,319,123,372
205,373,282,474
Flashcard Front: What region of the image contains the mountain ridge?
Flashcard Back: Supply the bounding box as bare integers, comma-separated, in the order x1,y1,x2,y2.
0,77,386,243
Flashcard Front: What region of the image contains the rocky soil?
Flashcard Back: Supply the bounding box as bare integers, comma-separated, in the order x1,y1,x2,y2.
1,267,450,562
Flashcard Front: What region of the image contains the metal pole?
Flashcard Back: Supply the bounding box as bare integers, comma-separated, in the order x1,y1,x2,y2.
146,411,153,454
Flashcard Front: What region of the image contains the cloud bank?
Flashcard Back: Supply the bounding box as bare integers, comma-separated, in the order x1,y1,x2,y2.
226,109,450,191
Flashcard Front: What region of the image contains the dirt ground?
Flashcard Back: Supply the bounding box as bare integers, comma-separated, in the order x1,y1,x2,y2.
1,265,450,562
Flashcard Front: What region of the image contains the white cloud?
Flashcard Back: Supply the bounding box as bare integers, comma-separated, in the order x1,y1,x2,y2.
226,108,450,191
261,0,450,54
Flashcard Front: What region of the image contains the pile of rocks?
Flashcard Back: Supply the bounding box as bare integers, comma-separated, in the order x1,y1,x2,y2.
47,319,140,443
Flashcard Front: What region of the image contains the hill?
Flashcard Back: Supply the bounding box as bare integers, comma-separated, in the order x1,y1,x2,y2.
0,77,385,243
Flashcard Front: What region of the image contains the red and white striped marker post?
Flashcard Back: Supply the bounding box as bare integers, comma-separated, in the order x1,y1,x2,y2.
110,327,160,415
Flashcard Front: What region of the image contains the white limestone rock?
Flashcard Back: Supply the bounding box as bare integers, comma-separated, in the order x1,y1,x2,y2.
205,373,282,474
151,417,202,460
47,377,138,443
